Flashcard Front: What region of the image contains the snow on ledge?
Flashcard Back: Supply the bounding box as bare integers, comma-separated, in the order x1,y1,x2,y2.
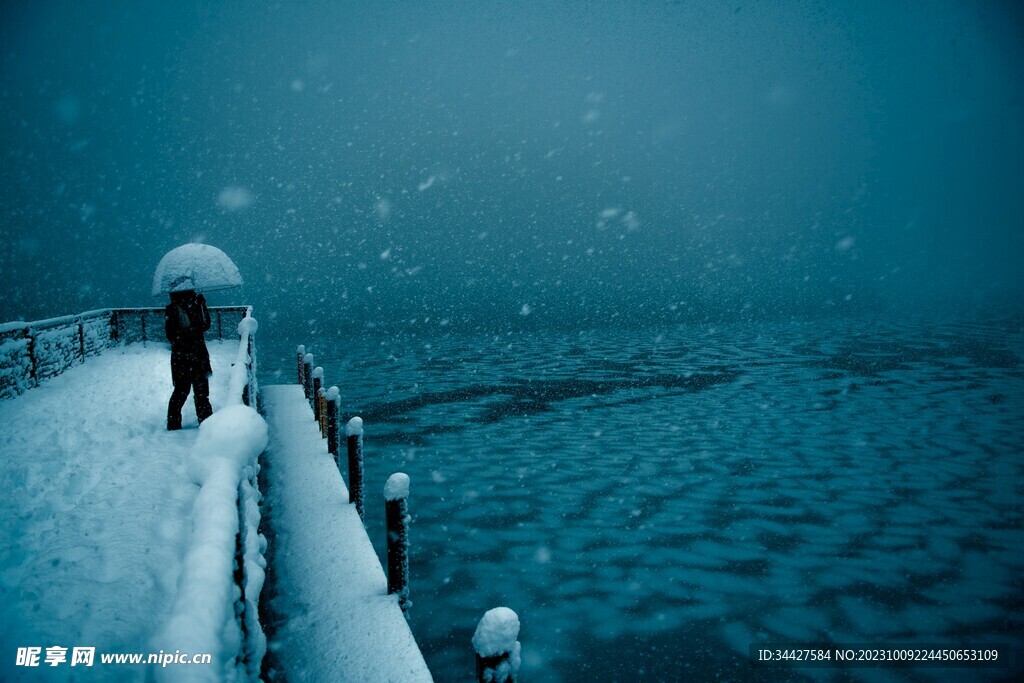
152,404,268,681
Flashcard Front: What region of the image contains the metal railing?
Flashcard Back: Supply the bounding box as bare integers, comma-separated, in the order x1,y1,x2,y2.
229,307,262,678
0,306,251,399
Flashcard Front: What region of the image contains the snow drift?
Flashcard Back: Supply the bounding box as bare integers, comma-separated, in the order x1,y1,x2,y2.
152,405,268,682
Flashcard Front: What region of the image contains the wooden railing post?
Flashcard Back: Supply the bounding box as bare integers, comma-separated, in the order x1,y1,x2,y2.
296,345,305,385
473,607,521,683
326,386,340,463
302,353,314,401
312,366,324,422
346,417,364,519
384,472,411,617
317,388,326,437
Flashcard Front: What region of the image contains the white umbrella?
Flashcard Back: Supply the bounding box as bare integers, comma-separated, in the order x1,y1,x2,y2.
152,243,243,296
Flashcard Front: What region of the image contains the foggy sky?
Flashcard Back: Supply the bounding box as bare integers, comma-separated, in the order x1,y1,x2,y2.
2,0,1022,334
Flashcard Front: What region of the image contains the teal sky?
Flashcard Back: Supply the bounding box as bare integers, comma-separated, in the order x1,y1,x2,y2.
2,1,1022,332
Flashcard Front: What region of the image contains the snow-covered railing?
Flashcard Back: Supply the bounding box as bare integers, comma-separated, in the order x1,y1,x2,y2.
473,608,522,683
296,345,522,678
228,307,259,408
153,307,268,681
0,306,251,400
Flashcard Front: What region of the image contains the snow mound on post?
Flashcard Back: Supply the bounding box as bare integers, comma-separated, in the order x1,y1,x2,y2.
186,405,267,481
237,316,258,336
472,607,521,658
326,385,340,401
154,404,268,681
345,415,363,436
312,366,324,380
384,472,410,501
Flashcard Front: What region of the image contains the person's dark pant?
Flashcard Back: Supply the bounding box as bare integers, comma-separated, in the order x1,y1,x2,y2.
168,362,213,430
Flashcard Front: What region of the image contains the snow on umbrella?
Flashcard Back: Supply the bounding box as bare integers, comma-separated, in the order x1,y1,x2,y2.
151,243,243,296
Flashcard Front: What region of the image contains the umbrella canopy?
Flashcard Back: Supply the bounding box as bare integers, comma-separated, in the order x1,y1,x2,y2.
152,243,243,296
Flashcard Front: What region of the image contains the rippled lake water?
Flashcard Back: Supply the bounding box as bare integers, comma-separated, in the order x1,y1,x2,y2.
262,316,1023,681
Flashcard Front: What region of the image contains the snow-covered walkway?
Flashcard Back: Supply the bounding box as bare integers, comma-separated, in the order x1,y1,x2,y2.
0,341,236,680
261,384,432,682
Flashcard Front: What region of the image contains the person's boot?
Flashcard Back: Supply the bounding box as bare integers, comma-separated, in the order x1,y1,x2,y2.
167,414,182,431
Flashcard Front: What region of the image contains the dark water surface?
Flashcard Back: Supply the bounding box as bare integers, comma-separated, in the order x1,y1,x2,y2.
261,317,1024,681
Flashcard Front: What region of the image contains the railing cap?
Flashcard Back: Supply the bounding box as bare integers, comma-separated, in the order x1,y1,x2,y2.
0,321,29,335
384,472,409,501
237,316,258,336
473,607,520,657
345,416,363,436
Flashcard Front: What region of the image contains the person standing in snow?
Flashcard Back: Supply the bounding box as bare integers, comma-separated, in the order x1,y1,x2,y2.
165,289,213,430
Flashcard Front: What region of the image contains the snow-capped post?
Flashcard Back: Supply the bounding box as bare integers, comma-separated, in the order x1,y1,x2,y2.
346,417,365,519
384,472,410,616
325,386,340,461
312,366,324,423
239,314,258,407
473,607,521,683
302,353,314,401
316,389,324,436
296,345,305,385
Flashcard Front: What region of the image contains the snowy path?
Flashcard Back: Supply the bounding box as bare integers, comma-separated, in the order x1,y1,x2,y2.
261,385,432,682
0,341,236,680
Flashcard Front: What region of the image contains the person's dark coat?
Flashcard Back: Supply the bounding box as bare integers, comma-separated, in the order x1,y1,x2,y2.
165,291,212,382
165,291,214,429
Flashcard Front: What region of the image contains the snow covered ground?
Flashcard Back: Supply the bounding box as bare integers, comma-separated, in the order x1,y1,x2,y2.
264,316,1024,681
0,341,238,681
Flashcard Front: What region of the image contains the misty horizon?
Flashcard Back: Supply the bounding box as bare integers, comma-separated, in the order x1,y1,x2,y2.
2,1,1022,333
